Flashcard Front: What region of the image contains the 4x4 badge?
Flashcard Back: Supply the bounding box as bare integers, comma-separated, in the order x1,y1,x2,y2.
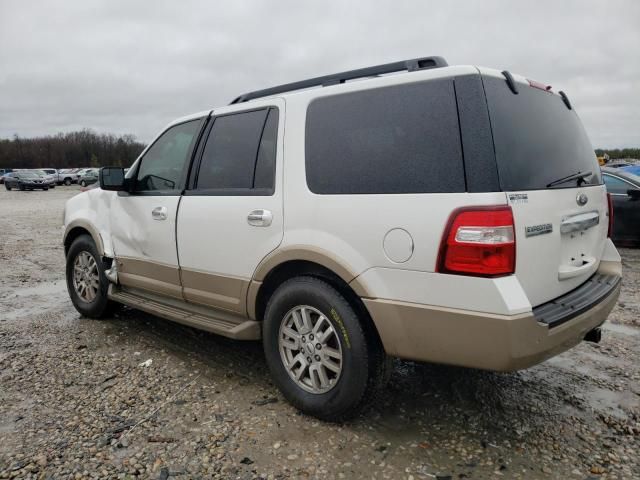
576,193,588,206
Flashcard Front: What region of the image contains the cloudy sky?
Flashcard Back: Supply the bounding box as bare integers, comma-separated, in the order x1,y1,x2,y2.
0,0,638,147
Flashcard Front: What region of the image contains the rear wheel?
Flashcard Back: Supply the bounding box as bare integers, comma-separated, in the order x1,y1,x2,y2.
66,235,115,318
263,276,387,421
64,178,72,186
80,180,87,187
5,184,10,191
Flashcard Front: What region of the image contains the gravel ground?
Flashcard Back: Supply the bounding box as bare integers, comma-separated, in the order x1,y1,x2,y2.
0,187,639,480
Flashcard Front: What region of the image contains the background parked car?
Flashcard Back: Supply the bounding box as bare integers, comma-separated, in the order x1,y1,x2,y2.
33,169,57,188
0,171,13,184
602,167,640,247
4,171,50,191
57,168,79,185
78,169,99,187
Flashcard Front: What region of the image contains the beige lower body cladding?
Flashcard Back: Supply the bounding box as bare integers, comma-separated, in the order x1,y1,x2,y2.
364,281,620,372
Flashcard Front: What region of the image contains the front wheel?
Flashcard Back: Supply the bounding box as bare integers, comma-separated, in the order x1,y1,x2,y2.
64,178,72,186
263,276,388,421
65,234,115,318
43,187,49,191
80,180,87,187
5,184,10,191
19,184,25,191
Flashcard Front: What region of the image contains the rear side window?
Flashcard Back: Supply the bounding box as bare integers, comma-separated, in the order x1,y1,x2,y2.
305,79,465,194
196,108,278,193
483,76,602,191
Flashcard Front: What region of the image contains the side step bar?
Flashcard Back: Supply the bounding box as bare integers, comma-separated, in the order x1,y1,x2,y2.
108,286,261,340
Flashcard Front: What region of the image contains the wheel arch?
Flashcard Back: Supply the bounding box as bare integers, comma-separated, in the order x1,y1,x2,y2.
63,221,105,257
249,256,383,351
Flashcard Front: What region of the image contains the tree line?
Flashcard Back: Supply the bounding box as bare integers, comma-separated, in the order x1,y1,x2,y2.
595,148,640,160
0,130,146,169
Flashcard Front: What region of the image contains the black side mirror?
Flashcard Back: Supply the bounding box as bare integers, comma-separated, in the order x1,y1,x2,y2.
627,188,640,200
100,167,126,191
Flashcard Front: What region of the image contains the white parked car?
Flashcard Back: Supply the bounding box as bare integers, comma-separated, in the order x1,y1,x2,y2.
63,57,622,420
57,169,80,186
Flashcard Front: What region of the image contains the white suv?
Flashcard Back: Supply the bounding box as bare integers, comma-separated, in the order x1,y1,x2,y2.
63,57,622,420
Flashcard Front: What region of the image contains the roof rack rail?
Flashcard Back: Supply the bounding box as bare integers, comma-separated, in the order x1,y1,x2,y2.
230,56,448,104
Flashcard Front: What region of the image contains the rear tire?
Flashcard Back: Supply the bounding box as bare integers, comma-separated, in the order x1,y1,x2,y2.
263,276,387,421
66,234,115,318
64,178,72,186
80,180,86,187
5,184,10,191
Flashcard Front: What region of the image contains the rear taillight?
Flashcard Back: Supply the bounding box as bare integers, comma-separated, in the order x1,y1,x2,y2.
607,192,614,238
437,206,516,277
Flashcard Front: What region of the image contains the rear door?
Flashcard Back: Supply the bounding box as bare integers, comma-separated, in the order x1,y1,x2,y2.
176,100,284,315
480,70,608,307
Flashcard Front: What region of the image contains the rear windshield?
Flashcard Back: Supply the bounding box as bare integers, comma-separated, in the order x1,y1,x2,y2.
483,75,601,191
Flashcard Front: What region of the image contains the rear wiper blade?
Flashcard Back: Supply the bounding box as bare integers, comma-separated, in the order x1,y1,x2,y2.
546,170,592,188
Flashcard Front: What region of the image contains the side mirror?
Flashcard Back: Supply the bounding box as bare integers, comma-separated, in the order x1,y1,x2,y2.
100,167,126,191
627,188,640,200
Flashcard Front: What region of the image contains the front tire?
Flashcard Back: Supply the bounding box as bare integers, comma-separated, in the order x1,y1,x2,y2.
19,184,25,191
65,235,114,318
64,178,72,186
5,184,10,191
263,276,387,421
80,180,86,187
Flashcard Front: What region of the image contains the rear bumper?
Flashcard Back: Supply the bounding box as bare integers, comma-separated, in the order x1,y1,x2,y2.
364,270,621,372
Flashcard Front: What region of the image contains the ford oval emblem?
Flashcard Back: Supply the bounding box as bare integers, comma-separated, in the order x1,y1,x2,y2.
576,193,588,206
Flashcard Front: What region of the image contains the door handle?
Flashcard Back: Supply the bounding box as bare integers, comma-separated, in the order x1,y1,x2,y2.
152,206,168,221
247,209,273,227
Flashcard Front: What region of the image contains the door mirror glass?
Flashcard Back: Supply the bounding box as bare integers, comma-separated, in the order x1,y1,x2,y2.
100,167,125,191
627,188,640,200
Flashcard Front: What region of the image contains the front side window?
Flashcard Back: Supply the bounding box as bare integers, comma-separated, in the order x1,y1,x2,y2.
135,120,201,192
195,108,278,193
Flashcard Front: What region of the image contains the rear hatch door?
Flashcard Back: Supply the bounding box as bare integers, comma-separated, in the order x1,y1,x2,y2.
480,69,608,307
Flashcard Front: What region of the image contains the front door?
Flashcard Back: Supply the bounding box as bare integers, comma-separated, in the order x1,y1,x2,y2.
177,101,284,315
110,118,204,298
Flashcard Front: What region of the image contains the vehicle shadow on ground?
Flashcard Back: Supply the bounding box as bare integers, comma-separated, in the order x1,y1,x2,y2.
102,306,564,437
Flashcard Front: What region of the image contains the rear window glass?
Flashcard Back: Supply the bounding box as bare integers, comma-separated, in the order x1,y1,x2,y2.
483,76,601,191
305,79,465,194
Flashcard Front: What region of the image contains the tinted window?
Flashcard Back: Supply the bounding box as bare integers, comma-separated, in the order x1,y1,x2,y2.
603,174,633,194
483,76,602,191
136,120,201,192
197,109,269,190
305,79,464,194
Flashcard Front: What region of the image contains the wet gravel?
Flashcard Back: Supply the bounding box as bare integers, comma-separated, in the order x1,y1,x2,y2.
0,187,639,479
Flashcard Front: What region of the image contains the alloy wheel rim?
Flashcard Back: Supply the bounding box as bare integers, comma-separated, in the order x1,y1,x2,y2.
73,251,99,302
278,305,343,394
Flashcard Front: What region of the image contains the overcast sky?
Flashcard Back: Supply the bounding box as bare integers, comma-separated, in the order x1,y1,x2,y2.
1,0,638,148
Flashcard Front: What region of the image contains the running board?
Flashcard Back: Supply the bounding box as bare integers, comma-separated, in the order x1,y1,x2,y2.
108,286,261,340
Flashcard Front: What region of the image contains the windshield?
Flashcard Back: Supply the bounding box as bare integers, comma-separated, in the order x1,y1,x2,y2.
483,75,602,191
20,172,39,178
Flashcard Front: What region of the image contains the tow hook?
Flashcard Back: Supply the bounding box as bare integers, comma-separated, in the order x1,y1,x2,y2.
584,327,602,344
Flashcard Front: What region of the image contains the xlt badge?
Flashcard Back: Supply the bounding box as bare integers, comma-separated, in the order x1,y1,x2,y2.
525,223,553,237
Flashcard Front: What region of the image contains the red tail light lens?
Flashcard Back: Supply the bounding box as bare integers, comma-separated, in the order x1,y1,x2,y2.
437,206,516,277
607,193,614,237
